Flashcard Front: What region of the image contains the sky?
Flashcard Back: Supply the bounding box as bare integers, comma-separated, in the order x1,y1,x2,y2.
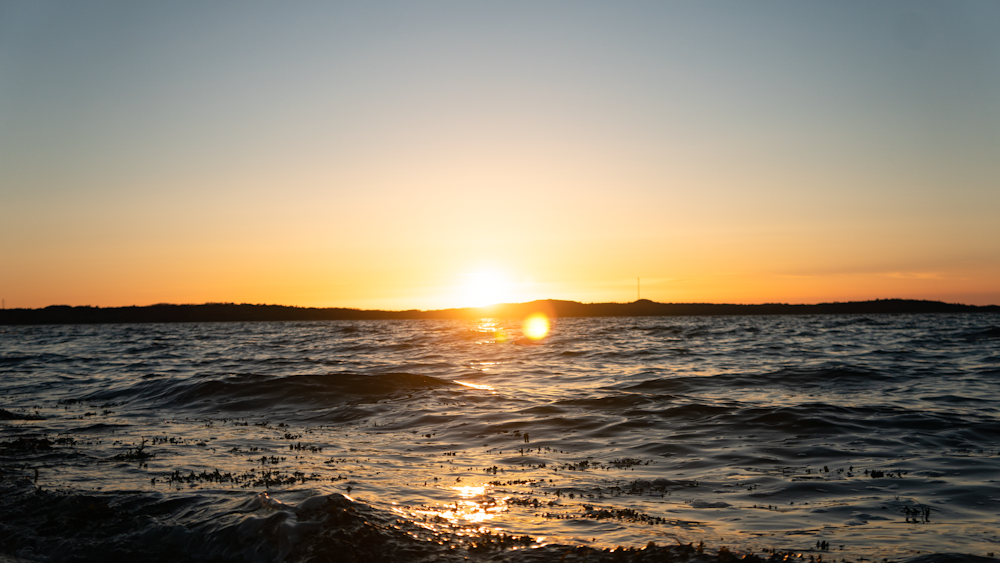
2,1,999,310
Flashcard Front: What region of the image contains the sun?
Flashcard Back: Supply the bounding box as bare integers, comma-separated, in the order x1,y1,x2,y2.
462,271,512,307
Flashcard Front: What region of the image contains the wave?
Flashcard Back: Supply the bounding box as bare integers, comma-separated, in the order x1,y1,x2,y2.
828,317,892,328
737,366,888,388
963,326,1000,339
918,394,992,404
82,372,459,413
554,394,676,410
632,324,686,335
0,353,69,368
616,365,888,394
0,409,44,421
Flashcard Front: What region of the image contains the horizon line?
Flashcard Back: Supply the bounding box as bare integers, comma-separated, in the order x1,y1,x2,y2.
9,296,999,312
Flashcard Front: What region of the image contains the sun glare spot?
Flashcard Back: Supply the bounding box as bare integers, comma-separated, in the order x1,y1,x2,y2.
523,313,550,340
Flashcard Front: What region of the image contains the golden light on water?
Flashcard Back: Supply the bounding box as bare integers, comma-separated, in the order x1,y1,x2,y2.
446,485,505,524
522,313,550,340
454,485,486,498
473,319,510,344
405,485,507,525
455,381,495,392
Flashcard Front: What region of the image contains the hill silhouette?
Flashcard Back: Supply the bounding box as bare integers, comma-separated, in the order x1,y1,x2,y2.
0,298,997,325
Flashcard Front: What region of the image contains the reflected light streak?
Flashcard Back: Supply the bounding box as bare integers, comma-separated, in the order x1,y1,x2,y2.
474,319,501,333
408,485,507,525
454,485,486,498
456,381,495,392
475,319,510,344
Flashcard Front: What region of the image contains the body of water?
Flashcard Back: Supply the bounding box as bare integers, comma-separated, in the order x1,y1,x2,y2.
1,314,999,562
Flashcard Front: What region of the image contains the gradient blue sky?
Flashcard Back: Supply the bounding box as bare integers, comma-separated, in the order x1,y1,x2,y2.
2,1,998,309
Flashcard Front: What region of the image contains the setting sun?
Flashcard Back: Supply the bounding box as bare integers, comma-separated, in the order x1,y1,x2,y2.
462,272,512,307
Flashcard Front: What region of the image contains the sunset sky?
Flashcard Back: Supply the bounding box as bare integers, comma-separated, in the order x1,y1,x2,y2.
2,1,998,310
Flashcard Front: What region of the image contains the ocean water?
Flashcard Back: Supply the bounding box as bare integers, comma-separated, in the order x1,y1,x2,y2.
1,314,999,562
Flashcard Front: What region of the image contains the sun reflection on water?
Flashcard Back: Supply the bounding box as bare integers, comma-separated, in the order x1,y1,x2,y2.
473,319,511,344
474,319,501,334
455,381,495,392
454,485,486,498
404,484,508,526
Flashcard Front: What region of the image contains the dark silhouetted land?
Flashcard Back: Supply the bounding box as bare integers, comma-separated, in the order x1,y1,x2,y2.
0,299,997,325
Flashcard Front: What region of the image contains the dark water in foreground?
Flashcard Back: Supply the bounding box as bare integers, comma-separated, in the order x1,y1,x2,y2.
1,314,999,562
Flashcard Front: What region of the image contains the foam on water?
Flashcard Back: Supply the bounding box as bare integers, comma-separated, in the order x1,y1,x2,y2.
1,314,999,562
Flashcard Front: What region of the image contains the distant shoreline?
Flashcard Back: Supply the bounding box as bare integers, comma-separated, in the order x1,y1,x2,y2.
1,298,997,325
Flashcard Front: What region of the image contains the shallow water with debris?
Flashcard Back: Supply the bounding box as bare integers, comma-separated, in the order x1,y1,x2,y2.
1,314,999,562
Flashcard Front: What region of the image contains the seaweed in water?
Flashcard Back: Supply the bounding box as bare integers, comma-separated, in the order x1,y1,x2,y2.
0,409,44,421
0,437,54,452
902,504,932,523
109,438,154,462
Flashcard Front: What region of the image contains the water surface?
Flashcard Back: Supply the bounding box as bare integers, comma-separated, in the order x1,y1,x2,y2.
1,314,999,561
